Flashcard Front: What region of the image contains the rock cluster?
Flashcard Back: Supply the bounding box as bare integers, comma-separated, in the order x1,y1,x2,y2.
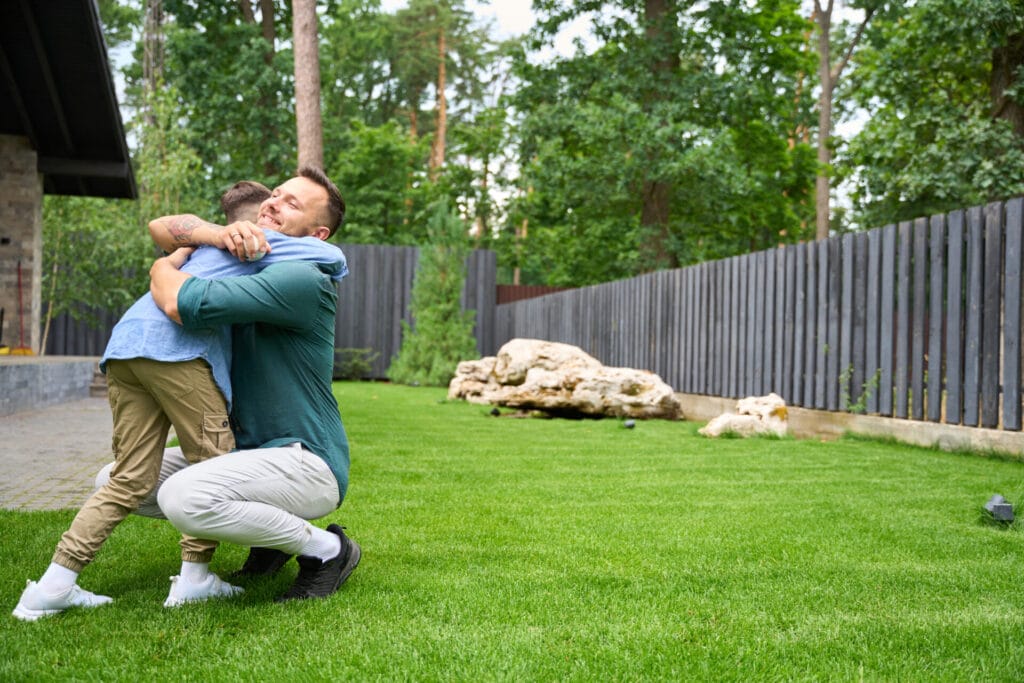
448,338,683,420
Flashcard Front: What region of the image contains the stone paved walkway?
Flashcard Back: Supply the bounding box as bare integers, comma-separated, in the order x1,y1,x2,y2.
0,397,112,510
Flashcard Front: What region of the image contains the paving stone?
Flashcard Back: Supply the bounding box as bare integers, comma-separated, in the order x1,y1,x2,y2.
0,397,112,510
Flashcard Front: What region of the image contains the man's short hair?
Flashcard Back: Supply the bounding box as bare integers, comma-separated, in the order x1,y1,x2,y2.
298,166,345,237
220,180,272,223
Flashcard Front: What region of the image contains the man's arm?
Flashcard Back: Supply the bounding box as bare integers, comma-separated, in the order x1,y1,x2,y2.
150,248,194,324
149,214,269,260
177,261,325,331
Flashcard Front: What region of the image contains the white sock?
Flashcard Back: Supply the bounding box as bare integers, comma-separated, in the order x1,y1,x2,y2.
180,561,210,584
299,525,341,562
38,562,79,593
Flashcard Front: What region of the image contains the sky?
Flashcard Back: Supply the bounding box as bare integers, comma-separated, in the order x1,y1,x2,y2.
379,0,537,38
378,0,594,57
460,0,537,38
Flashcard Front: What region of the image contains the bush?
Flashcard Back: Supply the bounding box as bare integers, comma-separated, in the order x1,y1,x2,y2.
334,347,380,380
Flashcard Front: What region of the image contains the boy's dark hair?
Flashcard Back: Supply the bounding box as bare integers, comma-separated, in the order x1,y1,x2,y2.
220,180,272,223
298,165,345,237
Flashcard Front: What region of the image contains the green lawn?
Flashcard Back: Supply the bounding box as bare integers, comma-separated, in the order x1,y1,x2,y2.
3,382,1024,681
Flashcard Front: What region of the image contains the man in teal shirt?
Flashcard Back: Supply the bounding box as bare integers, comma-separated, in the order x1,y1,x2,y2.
146,167,360,605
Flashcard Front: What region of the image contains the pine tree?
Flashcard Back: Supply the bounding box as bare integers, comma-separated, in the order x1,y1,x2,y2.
388,200,478,386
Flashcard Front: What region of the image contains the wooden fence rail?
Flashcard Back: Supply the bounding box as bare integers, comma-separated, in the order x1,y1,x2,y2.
495,198,1024,431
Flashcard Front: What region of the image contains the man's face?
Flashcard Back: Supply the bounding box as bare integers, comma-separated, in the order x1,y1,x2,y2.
256,176,329,237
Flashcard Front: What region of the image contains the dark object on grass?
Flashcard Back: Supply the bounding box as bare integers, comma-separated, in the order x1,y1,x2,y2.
623,419,635,429
984,494,1015,523
490,407,501,416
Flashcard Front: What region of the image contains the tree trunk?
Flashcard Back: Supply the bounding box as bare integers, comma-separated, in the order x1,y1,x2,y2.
259,0,276,64
255,0,277,175
813,1,833,241
142,0,164,129
429,28,447,181
475,154,490,246
404,107,419,224
638,0,678,271
239,0,254,23
639,180,675,270
992,33,1024,137
813,2,873,240
293,0,324,169
790,26,813,148
514,217,528,286
39,228,61,357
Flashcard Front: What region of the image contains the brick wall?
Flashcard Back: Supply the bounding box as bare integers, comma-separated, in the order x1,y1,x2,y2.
0,135,43,353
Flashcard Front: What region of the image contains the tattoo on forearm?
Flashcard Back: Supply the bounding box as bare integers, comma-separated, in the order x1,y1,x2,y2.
167,215,208,244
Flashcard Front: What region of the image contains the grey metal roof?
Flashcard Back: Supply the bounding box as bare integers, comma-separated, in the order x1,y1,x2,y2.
0,0,136,199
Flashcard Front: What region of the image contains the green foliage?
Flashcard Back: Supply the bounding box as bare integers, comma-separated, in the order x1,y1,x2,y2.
96,0,140,48
320,0,403,130
504,0,816,286
133,82,205,220
448,100,516,241
40,196,152,329
86,0,1024,305
388,201,478,386
323,0,509,246
330,120,427,244
840,366,882,414
838,0,1024,229
163,19,296,192
390,0,491,124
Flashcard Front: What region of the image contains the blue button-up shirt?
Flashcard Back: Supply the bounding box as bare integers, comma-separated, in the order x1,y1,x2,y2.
101,231,347,409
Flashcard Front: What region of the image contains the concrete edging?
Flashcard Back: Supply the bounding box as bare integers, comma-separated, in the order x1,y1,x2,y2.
0,356,101,417
675,393,1024,459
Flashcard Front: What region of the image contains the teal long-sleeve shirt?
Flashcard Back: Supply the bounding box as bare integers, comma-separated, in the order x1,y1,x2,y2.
177,259,349,501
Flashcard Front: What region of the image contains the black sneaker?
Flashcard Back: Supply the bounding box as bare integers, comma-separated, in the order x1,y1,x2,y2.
230,547,293,578
275,524,361,602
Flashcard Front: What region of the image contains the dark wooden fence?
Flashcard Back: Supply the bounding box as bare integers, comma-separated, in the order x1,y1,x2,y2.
43,244,497,380
495,198,1024,431
333,244,495,378
43,305,124,356
42,198,1024,432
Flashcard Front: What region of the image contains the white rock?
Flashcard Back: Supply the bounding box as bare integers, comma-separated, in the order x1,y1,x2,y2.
698,393,788,438
447,357,497,405
448,338,682,420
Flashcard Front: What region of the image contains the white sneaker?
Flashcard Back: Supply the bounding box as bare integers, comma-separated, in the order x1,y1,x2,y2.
12,580,113,621
163,573,243,607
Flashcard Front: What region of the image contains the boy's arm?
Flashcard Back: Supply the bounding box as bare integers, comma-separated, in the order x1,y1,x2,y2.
149,214,268,261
